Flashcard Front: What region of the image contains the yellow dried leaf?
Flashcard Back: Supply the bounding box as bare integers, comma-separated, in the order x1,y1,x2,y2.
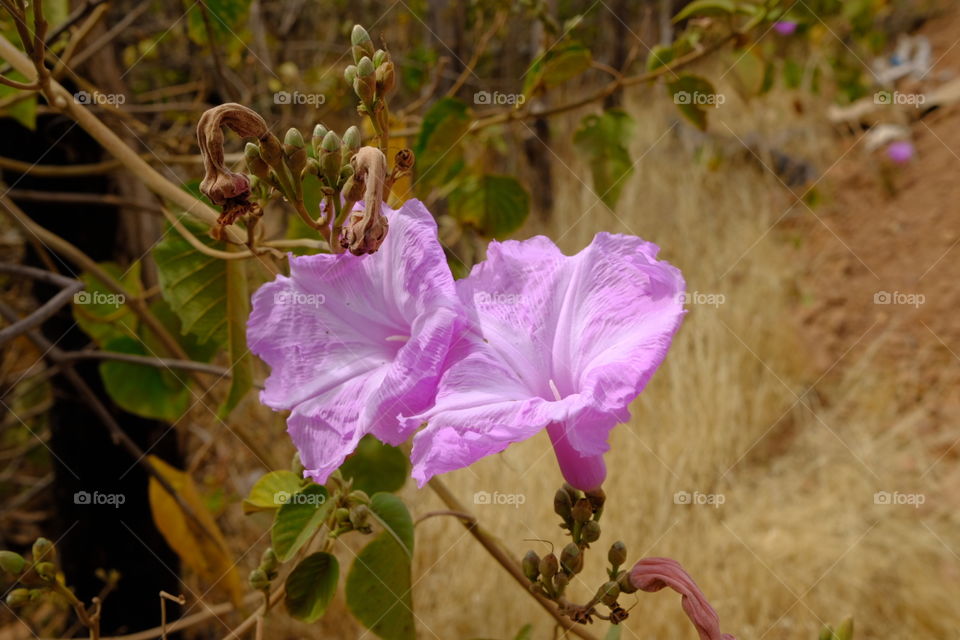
147,455,244,606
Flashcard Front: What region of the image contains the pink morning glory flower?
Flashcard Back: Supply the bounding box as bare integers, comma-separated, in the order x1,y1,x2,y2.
403,233,685,490
247,199,465,483
630,558,735,640
774,21,797,36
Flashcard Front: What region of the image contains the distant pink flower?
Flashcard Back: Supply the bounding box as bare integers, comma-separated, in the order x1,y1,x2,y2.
774,21,797,36
247,200,465,483
403,234,685,490
886,140,915,165
630,558,735,640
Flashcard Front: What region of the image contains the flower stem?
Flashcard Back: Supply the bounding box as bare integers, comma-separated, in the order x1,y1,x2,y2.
426,477,598,640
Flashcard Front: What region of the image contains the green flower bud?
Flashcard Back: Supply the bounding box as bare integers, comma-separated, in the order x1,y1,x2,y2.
539,553,559,579
334,507,351,524
32,538,54,562
560,543,583,574
259,133,283,168
283,130,306,177
348,489,370,505
521,550,540,581
375,60,396,97
373,49,387,68
571,498,593,524
581,520,601,543
0,550,25,575
617,569,638,594
5,588,30,607
357,56,375,78
319,131,342,185
312,124,329,154
351,25,375,63
35,561,56,581
284,127,304,149
343,126,361,154
321,130,341,153
818,627,833,640
259,548,278,573
595,580,620,606
608,541,627,568
244,143,270,180
248,568,270,590
553,488,573,521
354,57,376,104
344,65,358,87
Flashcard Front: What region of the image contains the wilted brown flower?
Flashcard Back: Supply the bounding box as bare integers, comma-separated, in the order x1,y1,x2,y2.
197,103,273,224
339,146,389,255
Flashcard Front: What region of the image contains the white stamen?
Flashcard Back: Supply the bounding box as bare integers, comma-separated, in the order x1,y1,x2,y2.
385,335,410,342
548,379,563,402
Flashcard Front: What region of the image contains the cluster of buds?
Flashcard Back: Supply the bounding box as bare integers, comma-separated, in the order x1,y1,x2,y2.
324,471,374,537
344,25,396,147
553,482,605,545
195,25,414,254
520,485,634,625
2,538,66,608
248,547,279,591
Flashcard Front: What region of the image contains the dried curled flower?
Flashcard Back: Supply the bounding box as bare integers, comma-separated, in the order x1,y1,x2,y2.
629,558,735,640
339,146,389,255
197,103,271,224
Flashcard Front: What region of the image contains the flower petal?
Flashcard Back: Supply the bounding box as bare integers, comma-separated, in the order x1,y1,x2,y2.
247,199,464,482
407,232,684,485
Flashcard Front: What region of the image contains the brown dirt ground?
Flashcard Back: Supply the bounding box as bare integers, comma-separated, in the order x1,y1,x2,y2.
796,7,960,429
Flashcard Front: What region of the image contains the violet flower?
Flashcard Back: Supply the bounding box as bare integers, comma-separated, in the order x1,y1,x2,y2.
629,557,735,640
403,233,685,490
774,21,798,36
247,199,464,483
886,140,915,165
